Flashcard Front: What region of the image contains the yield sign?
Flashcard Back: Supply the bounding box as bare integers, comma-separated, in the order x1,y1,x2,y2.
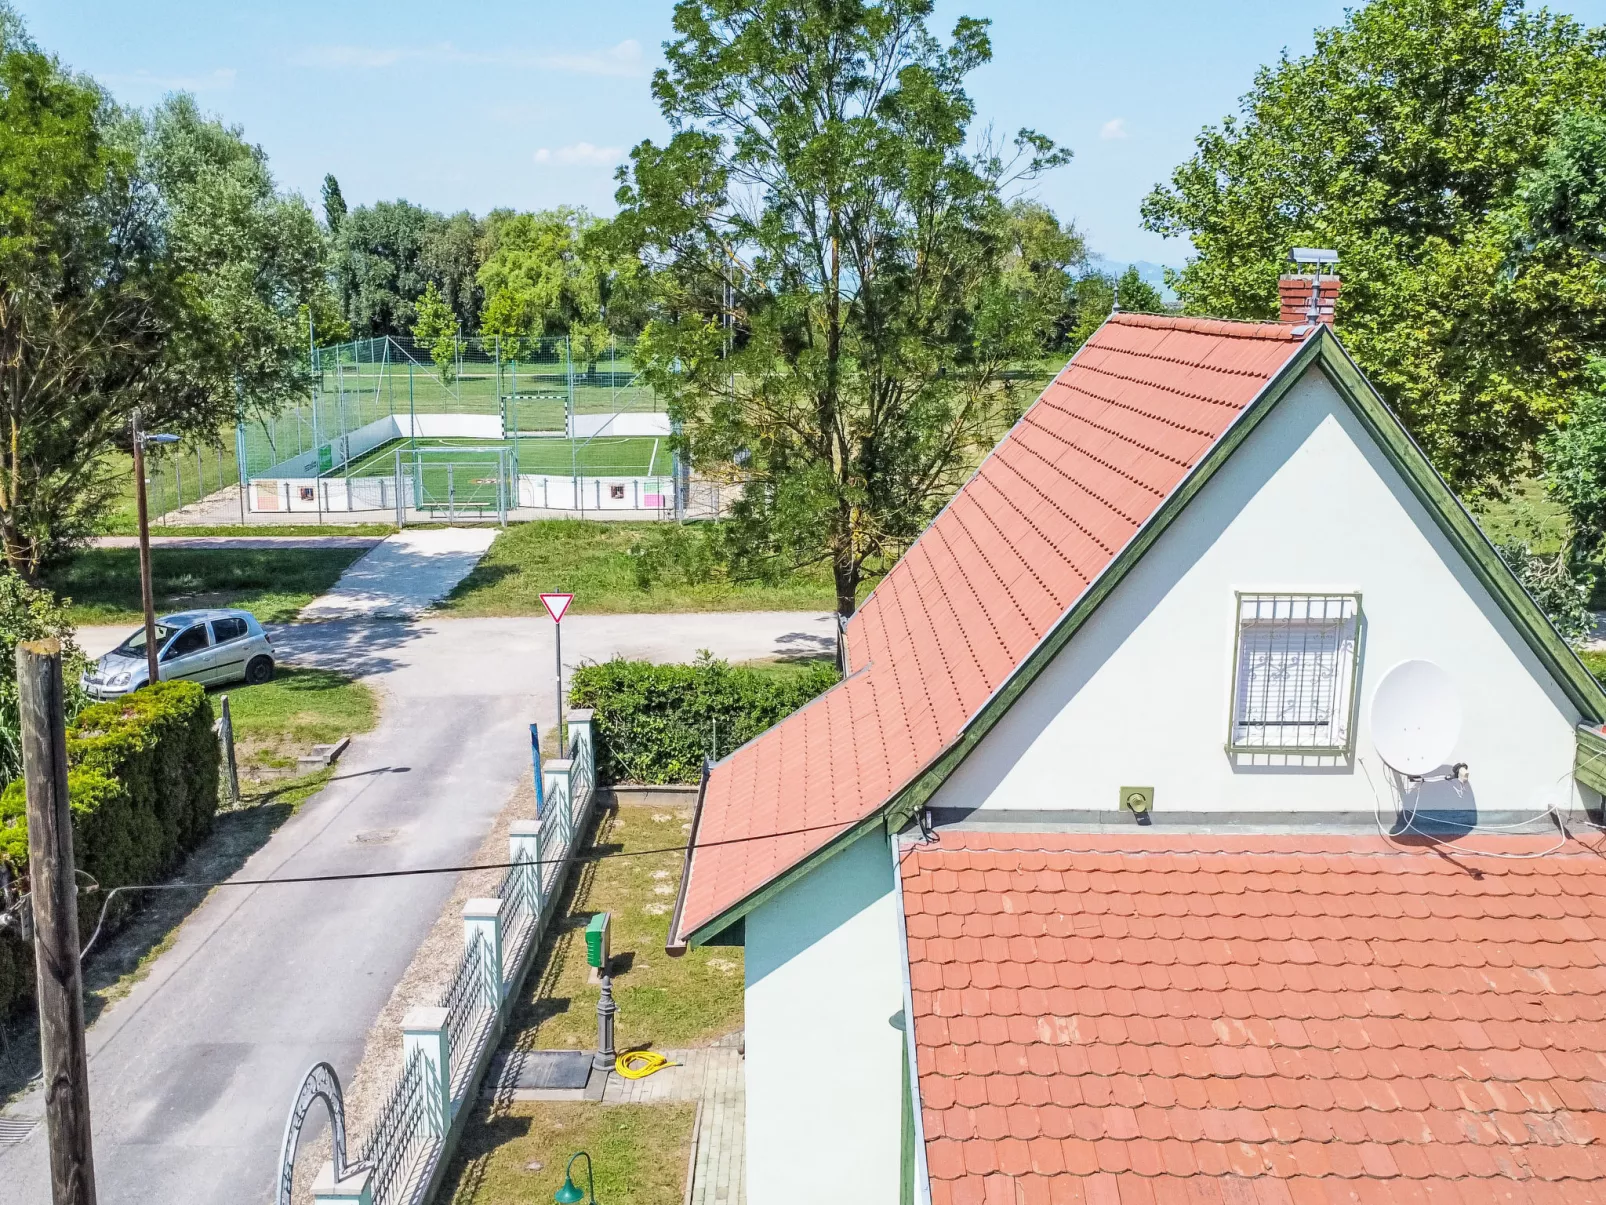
540,592,574,623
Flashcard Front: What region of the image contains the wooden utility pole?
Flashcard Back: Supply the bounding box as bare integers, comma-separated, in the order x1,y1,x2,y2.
130,410,160,686
18,638,98,1205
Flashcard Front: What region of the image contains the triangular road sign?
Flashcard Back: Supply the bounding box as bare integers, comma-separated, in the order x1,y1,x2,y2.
540,592,574,623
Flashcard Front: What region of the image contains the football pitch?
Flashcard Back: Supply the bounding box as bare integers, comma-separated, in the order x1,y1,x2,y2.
337,436,673,480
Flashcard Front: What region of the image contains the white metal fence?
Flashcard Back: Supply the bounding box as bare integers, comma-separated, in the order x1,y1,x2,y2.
307,710,598,1205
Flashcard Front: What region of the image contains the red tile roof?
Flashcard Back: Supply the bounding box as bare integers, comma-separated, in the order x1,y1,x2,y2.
900,830,1606,1205
673,314,1313,945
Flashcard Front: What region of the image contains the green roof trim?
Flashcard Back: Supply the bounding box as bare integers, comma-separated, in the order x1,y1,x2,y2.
681,326,1606,948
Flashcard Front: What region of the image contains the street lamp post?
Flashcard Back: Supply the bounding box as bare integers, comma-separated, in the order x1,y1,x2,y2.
130,410,179,688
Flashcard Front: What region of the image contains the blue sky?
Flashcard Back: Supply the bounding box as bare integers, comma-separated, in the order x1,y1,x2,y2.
20,0,1606,266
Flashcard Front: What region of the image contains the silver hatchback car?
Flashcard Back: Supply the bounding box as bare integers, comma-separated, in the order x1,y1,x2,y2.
82,609,275,699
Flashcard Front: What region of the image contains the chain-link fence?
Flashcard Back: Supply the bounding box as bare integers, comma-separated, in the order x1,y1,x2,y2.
238,333,698,519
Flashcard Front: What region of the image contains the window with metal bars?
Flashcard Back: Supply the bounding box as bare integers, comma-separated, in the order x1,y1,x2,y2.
1228,594,1361,755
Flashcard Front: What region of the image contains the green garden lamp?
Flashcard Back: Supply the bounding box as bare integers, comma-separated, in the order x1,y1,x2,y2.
554,1151,596,1203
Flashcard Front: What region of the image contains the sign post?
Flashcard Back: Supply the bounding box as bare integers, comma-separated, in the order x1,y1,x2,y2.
540,593,574,751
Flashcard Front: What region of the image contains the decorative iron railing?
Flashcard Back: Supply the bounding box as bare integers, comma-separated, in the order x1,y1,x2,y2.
440,932,496,1097
361,1048,435,1205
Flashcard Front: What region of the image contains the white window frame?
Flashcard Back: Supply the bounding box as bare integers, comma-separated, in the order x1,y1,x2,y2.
1227,592,1361,756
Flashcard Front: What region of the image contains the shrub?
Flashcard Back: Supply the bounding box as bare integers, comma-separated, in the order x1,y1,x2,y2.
570,653,839,784
0,572,87,788
0,680,218,1019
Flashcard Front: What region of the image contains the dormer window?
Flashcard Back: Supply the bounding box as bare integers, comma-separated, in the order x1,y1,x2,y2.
1228,593,1361,755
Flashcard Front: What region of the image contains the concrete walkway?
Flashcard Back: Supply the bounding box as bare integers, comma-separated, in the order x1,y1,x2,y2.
0,612,828,1204
300,528,498,619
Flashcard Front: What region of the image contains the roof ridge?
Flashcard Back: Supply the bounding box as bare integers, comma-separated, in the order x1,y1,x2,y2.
1111,311,1307,341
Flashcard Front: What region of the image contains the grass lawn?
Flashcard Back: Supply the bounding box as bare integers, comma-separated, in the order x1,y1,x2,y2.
1471,477,1570,554
440,520,852,616
440,1101,695,1205
48,545,369,626
218,666,379,776
1581,649,1606,681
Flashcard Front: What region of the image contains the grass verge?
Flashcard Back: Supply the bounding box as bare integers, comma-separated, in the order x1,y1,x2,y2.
442,1101,694,1205
440,520,845,616
218,666,379,776
49,545,369,626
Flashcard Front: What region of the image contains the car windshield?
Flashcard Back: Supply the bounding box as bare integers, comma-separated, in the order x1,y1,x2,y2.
113,623,175,657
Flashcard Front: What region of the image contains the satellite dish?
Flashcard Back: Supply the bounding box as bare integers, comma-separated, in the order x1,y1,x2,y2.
1370,659,1462,776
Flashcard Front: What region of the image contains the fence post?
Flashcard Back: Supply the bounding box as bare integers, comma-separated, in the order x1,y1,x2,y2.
463,900,504,1003
311,1163,373,1205
566,709,594,779
218,694,239,804
542,759,574,846
402,1006,451,1135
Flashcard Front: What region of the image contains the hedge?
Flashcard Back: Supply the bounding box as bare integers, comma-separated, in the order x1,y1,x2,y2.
0,681,218,1020
569,655,840,785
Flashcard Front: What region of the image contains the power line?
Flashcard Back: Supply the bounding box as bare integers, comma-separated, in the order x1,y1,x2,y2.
60,813,869,958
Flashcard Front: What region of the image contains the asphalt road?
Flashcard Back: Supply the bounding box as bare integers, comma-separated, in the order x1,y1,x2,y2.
1,612,835,1204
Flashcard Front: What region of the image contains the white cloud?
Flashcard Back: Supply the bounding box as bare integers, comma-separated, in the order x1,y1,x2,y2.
292,39,646,77
533,142,624,167
1099,118,1128,140
102,67,237,92
537,40,644,78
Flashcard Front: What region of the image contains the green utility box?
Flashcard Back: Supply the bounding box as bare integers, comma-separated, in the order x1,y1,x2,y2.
585,912,612,970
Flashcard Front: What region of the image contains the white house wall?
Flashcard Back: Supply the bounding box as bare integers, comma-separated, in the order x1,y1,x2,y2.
927,365,1584,823
744,830,905,1204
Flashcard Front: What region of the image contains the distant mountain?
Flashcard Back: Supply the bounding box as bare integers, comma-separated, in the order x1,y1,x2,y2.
1085,256,1180,304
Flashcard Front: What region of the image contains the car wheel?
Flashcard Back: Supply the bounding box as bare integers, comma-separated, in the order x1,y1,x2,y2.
245,656,274,686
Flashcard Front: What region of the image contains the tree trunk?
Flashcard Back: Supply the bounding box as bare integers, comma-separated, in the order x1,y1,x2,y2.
832,502,859,618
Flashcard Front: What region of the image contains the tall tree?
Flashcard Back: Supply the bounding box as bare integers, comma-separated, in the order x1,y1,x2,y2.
1141,0,1606,493
477,206,642,364
0,8,324,571
421,209,484,335
1000,199,1086,350
321,172,346,234
411,281,458,384
330,199,441,337
617,0,1068,616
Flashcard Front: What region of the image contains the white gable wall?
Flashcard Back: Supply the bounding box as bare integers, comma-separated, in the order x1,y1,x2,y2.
743,829,906,1205
929,365,1585,821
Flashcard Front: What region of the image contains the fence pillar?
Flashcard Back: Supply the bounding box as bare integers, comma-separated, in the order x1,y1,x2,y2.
566,709,594,778
509,819,540,865
402,1006,451,1135
463,899,504,1002
542,759,573,828
312,1163,373,1205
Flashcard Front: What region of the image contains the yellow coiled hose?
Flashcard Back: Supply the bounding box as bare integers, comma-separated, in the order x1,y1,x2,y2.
615,1050,676,1079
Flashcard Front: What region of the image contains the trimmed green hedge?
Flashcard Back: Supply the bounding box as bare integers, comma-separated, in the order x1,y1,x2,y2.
0,681,218,1019
570,655,840,785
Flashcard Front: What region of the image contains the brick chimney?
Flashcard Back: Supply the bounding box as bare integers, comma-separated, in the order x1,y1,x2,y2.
1279,248,1340,326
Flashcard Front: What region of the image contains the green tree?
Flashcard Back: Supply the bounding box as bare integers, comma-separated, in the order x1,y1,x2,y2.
1141,0,1606,494
616,0,1068,616
330,199,442,337
0,8,324,571
411,281,458,384
321,172,346,234
1000,199,1086,350
1542,363,1606,553
1512,108,1606,262
477,207,642,365
421,209,484,334
1066,266,1168,349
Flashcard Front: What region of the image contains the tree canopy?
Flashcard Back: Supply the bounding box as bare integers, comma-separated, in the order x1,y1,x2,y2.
617,0,1069,616
1142,0,1606,494
0,6,324,570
